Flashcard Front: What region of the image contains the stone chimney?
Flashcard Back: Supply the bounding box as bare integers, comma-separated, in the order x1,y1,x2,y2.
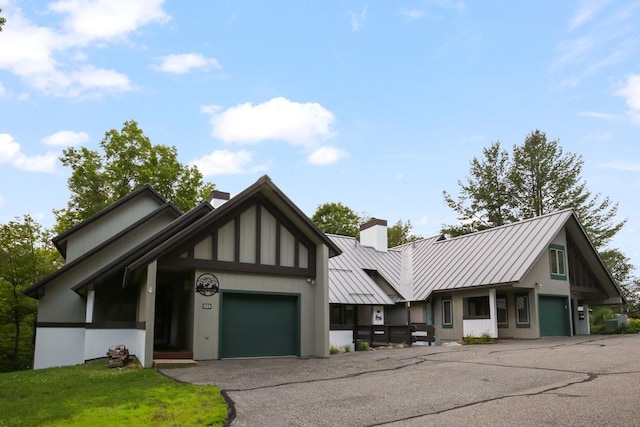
360,218,388,252
207,190,230,208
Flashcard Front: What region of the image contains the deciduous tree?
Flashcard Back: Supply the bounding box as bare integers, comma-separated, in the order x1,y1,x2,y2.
55,120,214,232
311,202,362,237
387,219,422,247
0,216,61,371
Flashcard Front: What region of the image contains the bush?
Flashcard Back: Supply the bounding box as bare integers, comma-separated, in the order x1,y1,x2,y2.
358,341,370,351
329,345,340,354
343,344,351,353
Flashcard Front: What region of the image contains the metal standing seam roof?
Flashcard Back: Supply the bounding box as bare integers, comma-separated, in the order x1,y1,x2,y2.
328,234,405,305
406,210,574,300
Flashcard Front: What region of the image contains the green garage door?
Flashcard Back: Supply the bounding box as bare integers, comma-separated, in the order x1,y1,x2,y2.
539,296,570,337
220,292,300,358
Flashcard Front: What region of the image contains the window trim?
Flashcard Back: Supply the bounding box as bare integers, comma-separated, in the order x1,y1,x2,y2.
549,244,567,281
496,294,508,328
442,297,453,328
515,293,530,328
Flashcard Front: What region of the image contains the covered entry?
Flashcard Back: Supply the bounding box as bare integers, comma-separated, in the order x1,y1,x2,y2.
220,291,300,358
539,295,571,336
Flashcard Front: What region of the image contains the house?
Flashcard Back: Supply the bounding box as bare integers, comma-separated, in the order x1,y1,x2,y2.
328,210,624,347
25,175,341,369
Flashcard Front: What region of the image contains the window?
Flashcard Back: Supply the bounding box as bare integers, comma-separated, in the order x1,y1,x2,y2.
464,296,490,319
496,295,508,327
549,244,567,280
515,293,530,327
330,304,355,326
442,298,453,328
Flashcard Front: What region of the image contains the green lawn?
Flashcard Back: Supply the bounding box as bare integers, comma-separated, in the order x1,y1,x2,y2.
0,361,228,426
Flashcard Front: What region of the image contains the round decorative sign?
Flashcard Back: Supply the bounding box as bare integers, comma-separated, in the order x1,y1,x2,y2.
195,273,220,297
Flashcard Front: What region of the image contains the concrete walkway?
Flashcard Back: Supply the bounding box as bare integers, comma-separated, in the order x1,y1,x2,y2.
161,335,640,426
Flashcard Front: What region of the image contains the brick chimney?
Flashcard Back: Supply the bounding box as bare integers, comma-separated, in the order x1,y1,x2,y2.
360,218,388,252
207,190,230,208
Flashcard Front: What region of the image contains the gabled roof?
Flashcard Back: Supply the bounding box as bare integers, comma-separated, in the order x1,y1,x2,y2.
52,184,170,258
25,201,185,297
328,234,403,305
125,175,341,274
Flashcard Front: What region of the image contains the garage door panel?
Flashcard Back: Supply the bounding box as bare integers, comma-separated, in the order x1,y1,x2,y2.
539,296,570,337
220,292,300,358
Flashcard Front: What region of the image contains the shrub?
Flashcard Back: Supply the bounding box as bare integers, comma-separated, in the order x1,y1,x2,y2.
463,333,475,344
343,344,351,353
590,307,616,328
329,345,340,354
480,331,493,343
626,318,640,333
358,341,370,351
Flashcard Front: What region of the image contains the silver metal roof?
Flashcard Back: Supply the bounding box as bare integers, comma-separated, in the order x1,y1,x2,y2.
327,209,622,305
328,234,404,305
398,209,574,300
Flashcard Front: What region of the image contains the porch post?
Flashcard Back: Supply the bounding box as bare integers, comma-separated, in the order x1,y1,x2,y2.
489,288,498,338
142,261,158,368
85,289,95,323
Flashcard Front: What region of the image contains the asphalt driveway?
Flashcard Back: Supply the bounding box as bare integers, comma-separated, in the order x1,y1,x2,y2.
161,334,640,426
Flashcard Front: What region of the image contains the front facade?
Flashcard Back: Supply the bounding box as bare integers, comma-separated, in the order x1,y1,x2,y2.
26,176,340,369
328,210,623,348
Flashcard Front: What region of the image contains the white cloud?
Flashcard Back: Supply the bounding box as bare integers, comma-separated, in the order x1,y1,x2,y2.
153,53,221,74
599,161,640,172
42,130,90,146
399,9,423,20
578,111,617,120
191,149,268,176
49,0,170,44
0,133,57,173
307,146,347,165
0,83,5,97
202,97,336,146
616,74,640,123
351,6,367,32
568,0,609,31
0,1,169,97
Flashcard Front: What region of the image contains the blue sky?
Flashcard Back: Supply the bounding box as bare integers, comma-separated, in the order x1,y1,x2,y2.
1,0,639,271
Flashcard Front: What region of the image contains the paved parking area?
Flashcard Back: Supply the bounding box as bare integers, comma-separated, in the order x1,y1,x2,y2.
161,335,640,426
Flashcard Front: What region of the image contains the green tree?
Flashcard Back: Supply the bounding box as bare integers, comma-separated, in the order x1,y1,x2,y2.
311,202,363,237
443,130,625,247
388,219,422,247
442,130,630,282
442,141,515,236
55,120,214,232
0,8,6,32
0,216,61,371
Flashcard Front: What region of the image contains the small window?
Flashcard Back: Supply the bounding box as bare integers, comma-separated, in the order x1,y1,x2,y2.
515,293,530,327
496,295,508,327
464,296,490,319
442,298,453,328
330,304,355,326
549,244,567,280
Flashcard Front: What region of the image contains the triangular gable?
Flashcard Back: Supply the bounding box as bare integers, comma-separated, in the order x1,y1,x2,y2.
52,184,171,258
125,175,341,279
24,201,188,298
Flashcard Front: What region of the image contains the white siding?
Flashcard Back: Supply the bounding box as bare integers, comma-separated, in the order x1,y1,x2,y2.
34,328,86,369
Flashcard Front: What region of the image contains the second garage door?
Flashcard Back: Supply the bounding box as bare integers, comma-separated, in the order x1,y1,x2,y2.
539,295,570,337
220,291,300,358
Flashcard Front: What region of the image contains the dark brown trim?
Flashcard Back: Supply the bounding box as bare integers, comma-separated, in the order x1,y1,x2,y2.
36,321,146,329
163,256,314,277
234,217,241,262
360,218,387,232
86,321,145,330
209,190,230,202
36,322,85,328
275,222,281,266
255,204,262,264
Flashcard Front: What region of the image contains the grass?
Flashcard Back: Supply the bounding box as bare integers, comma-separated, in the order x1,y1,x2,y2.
0,360,228,427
